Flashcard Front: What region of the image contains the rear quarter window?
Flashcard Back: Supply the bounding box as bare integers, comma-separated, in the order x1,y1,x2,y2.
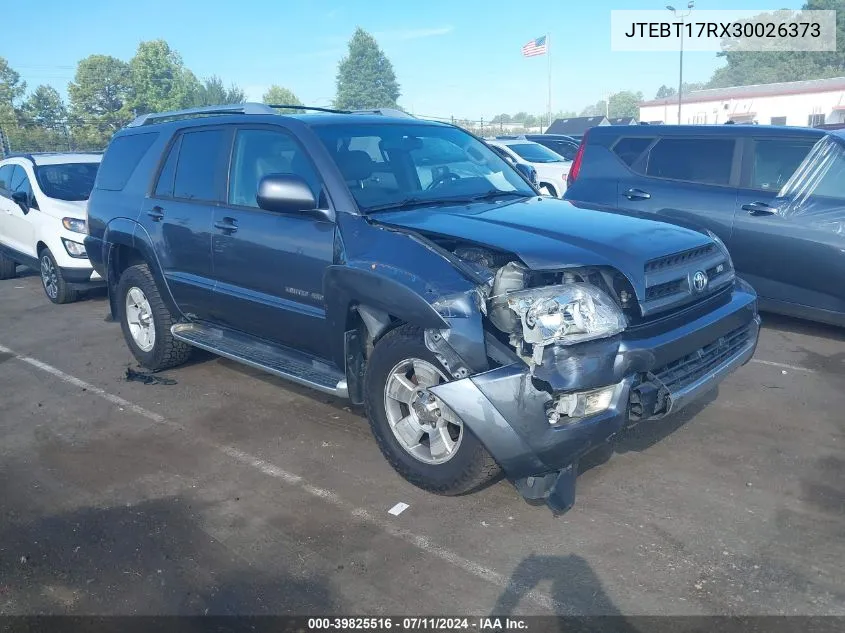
612,137,654,166
96,132,158,191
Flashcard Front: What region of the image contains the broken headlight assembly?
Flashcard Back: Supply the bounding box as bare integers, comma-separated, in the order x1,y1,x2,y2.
491,283,626,365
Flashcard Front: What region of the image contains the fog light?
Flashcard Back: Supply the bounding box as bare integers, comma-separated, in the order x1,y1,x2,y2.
62,238,87,259
547,385,617,424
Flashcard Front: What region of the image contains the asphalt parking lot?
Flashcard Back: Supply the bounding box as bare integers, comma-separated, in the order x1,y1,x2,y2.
1,269,844,617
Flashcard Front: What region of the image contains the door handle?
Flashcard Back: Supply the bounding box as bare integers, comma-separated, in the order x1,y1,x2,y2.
147,205,165,221
623,188,651,201
214,217,238,233
742,202,776,216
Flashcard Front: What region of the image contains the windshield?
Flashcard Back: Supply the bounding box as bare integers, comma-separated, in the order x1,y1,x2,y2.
314,123,535,212
35,162,100,201
506,142,567,163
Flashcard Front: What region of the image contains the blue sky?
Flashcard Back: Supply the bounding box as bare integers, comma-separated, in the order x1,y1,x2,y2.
5,0,802,119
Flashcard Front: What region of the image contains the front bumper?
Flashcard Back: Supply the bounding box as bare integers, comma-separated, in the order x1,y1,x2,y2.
60,265,105,290
431,284,760,513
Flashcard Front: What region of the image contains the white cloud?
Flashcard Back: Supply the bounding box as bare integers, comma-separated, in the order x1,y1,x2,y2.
374,26,454,41
326,8,341,18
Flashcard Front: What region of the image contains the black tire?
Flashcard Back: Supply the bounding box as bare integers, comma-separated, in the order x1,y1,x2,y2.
117,263,192,370
39,248,79,304
0,252,16,280
364,324,501,495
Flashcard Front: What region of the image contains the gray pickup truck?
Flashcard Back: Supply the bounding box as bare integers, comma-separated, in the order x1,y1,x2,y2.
85,104,760,512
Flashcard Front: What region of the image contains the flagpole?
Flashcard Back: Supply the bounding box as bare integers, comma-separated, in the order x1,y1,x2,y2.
547,33,552,130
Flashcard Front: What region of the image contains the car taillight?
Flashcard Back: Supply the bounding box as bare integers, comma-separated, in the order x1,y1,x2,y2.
567,134,588,188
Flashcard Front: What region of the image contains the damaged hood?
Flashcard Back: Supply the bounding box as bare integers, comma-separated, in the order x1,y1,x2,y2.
373,197,713,292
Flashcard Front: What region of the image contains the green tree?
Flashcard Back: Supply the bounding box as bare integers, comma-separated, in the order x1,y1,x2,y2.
706,1,845,88
15,85,69,151
262,85,303,112
580,100,607,117
655,84,676,99
192,75,246,106
335,28,400,109
24,85,67,126
608,90,643,119
491,113,511,124
128,40,199,114
0,57,26,108
68,54,132,149
512,111,528,123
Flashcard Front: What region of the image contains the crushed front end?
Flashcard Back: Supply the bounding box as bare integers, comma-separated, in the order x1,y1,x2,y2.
425,240,760,513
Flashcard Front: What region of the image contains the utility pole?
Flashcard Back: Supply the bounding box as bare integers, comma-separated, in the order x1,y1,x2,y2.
667,1,695,124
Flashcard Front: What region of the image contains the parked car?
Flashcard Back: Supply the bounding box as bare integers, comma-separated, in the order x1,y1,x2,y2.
741,131,845,325
563,124,841,325
485,138,571,198
0,152,104,303
497,134,580,161
86,103,760,512
483,142,538,187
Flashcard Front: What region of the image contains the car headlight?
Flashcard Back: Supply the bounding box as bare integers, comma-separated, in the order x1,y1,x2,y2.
505,284,626,350
62,217,87,234
706,230,733,270
61,238,88,258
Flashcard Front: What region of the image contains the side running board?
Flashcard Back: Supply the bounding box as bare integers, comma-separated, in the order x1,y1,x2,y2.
171,323,348,398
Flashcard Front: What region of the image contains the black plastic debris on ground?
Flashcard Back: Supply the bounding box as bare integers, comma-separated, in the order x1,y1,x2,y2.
125,367,177,386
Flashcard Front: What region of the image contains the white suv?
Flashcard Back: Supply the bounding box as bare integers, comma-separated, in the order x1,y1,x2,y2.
485,139,571,198
0,153,102,303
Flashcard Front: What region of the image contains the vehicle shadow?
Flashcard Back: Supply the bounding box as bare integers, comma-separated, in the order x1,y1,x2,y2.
760,311,845,343
491,554,639,630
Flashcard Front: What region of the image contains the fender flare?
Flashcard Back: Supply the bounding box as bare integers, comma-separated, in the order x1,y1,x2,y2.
103,219,182,318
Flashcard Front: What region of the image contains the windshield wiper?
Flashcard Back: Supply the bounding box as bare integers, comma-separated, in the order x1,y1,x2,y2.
469,190,527,202
365,190,527,213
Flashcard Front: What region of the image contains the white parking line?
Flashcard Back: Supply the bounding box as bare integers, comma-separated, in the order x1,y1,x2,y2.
750,358,817,374
0,342,564,614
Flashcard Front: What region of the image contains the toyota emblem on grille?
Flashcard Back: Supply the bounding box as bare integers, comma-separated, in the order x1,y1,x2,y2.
692,270,709,292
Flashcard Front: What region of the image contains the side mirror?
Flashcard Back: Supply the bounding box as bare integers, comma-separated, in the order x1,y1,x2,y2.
256,174,318,215
11,191,30,213
514,163,537,185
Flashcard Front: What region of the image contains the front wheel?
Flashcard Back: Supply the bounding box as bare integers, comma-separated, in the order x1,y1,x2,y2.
117,263,192,370
364,324,501,495
39,248,79,304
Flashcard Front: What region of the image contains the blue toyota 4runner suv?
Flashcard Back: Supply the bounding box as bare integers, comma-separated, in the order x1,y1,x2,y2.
85,104,760,512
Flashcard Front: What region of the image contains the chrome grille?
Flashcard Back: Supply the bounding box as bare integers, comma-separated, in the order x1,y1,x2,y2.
641,243,734,317
654,324,752,392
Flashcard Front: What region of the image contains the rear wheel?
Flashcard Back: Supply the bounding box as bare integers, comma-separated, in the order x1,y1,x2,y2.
0,252,16,280
117,263,192,370
39,248,79,304
364,324,501,495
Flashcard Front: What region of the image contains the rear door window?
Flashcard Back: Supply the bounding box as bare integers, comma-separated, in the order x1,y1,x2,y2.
749,138,817,191
173,128,228,202
154,136,181,198
643,137,735,185
613,137,654,166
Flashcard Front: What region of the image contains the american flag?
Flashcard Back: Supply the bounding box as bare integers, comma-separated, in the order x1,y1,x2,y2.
522,35,547,57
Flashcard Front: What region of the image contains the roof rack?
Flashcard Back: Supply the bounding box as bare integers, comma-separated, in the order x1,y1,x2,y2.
127,103,279,127
1,151,103,164
127,102,419,128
